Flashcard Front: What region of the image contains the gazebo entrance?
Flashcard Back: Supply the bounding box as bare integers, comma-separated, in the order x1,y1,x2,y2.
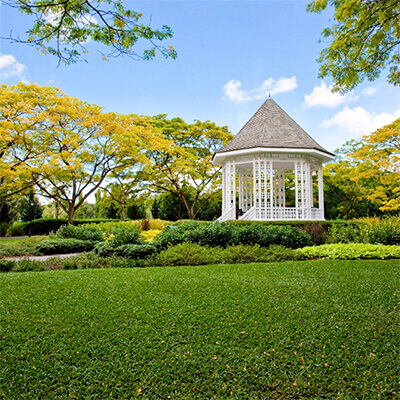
213,98,334,221
219,154,324,222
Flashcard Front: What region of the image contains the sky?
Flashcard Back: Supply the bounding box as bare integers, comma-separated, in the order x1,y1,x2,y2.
1,0,399,154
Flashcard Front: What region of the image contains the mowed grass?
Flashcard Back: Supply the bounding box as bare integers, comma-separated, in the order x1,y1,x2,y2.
1,260,399,399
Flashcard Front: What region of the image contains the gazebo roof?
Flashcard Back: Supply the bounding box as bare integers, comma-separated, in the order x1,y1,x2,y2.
215,98,334,157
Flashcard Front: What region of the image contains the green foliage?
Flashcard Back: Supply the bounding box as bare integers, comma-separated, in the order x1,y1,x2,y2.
104,225,142,247
307,0,400,92
126,201,146,220
18,189,43,222
151,198,160,219
11,259,45,272
156,243,305,267
0,260,15,272
94,241,116,258
325,217,400,246
299,243,400,260
155,221,313,249
156,243,220,266
1,261,399,398
0,236,46,257
4,0,177,64
358,217,400,245
8,218,118,236
56,225,103,242
325,224,359,244
35,239,96,255
298,223,327,245
114,244,158,259
105,202,119,219
0,222,10,237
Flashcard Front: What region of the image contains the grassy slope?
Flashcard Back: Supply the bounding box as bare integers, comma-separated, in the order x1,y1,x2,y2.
1,260,399,399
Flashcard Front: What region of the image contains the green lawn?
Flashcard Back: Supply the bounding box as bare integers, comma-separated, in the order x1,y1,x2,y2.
1,260,399,399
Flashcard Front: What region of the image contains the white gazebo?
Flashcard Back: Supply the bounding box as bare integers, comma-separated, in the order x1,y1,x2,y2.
213,98,335,221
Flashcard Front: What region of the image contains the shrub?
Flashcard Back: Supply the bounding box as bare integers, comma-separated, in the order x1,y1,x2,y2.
11,259,45,272
141,229,162,243
114,244,158,259
0,260,15,272
325,224,360,244
298,223,327,245
156,243,221,266
358,217,400,245
94,242,116,258
155,221,313,249
8,218,118,236
57,225,103,242
0,222,10,237
97,222,142,246
0,237,46,257
35,239,96,255
221,245,304,264
140,219,151,231
299,243,400,260
107,226,142,247
8,221,27,236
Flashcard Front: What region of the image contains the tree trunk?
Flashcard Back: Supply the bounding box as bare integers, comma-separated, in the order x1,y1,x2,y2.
67,206,75,225
121,203,125,222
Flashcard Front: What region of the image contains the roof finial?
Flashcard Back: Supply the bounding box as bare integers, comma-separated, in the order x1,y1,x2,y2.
268,92,271,99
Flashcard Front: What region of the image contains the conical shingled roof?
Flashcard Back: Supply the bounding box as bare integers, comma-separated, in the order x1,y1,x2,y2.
216,98,334,156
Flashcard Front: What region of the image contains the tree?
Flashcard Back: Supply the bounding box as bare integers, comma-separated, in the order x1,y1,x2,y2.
2,83,156,224
151,197,160,219
1,0,177,65
307,0,400,92
145,116,233,220
0,83,48,212
348,118,400,212
323,160,380,219
19,189,43,222
102,169,144,221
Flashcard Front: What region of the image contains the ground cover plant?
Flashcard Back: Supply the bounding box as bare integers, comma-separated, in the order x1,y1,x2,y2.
1,260,399,398
0,236,47,257
300,243,400,260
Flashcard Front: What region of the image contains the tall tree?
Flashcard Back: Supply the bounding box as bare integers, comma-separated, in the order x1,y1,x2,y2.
1,0,177,64
145,116,233,220
19,189,43,222
1,84,157,224
0,83,48,211
348,118,400,212
307,0,400,92
102,169,144,221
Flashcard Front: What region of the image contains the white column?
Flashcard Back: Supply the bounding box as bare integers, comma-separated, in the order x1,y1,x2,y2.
253,158,260,219
221,165,226,213
318,165,324,219
309,167,314,208
238,169,244,212
303,162,310,220
270,161,274,219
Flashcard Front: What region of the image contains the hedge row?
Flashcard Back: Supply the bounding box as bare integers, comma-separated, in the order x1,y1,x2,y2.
8,218,119,236
155,221,313,249
2,243,399,273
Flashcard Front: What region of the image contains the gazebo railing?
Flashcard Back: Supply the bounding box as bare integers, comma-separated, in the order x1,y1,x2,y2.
215,207,236,223
216,206,324,222
255,207,324,220
239,206,256,220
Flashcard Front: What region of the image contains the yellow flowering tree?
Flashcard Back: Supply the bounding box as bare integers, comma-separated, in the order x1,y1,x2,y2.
145,116,233,220
1,83,158,224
